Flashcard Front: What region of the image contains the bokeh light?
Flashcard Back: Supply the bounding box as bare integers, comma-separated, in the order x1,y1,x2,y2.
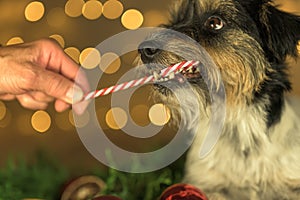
103,0,124,20
121,9,144,30
80,47,101,69
49,34,65,48
99,52,121,74
0,101,7,121
31,111,52,133
148,104,171,126
106,107,128,130
24,1,45,22
6,37,24,45
65,0,85,18
82,0,103,20
69,110,90,128
47,7,66,27
65,47,80,63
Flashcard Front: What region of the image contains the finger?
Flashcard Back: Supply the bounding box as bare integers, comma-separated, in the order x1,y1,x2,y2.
54,98,87,115
37,39,82,81
54,99,71,113
16,94,48,110
46,46,91,97
35,39,90,113
71,69,90,115
34,68,84,104
0,94,16,101
29,91,54,102
73,68,90,94
39,40,90,93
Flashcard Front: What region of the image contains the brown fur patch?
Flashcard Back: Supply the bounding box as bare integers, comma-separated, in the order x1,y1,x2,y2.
203,31,269,104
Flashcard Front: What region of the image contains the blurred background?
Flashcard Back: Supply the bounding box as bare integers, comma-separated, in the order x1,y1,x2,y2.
0,0,299,174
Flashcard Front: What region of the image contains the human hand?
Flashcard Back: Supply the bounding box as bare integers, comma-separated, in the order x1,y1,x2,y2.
0,39,89,114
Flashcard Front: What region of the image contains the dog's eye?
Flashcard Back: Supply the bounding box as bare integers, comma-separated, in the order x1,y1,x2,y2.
205,16,224,31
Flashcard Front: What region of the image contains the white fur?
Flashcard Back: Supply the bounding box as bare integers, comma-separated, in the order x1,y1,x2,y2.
183,97,300,200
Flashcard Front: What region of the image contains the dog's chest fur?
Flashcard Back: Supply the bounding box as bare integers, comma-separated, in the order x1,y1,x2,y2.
184,98,300,199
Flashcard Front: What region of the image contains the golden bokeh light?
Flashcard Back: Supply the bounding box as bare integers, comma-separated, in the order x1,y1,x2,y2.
31,111,51,133
24,1,45,22
103,0,124,20
121,9,144,30
99,52,121,74
106,107,128,130
6,37,24,46
49,34,65,48
148,104,171,126
69,110,90,128
80,47,101,69
130,104,150,127
65,0,85,18
82,0,103,20
47,7,66,27
0,101,7,121
65,47,80,63
144,10,168,27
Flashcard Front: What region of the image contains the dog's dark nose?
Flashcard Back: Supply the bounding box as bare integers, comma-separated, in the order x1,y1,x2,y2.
138,41,161,63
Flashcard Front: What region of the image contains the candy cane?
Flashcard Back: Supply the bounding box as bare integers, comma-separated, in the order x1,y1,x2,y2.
84,60,199,101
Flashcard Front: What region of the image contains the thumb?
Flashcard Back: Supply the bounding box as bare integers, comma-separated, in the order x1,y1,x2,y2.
35,69,84,104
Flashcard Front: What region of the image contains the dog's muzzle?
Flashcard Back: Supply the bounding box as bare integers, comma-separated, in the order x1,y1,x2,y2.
138,41,201,80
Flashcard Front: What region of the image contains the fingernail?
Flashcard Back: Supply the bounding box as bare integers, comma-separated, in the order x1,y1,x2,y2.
66,86,84,104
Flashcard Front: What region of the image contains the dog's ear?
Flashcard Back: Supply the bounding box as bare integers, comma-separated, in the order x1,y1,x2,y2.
239,0,300,63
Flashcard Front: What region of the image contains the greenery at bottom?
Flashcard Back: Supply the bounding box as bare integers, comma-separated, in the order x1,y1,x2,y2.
0,152,186,200
0,152,68,200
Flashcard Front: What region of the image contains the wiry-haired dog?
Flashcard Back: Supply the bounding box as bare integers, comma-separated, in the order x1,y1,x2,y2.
137,0,300,199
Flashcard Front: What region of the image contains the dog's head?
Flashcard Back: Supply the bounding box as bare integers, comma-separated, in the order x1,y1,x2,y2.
137,0,300,128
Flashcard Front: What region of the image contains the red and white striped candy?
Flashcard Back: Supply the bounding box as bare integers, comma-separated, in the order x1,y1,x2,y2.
84,60,199,101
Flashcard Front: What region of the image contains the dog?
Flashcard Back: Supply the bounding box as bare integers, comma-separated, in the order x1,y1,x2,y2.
137,0,300,199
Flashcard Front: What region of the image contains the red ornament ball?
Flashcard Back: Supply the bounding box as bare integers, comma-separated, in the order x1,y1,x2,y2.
159,183,208,200
93,195,122,200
